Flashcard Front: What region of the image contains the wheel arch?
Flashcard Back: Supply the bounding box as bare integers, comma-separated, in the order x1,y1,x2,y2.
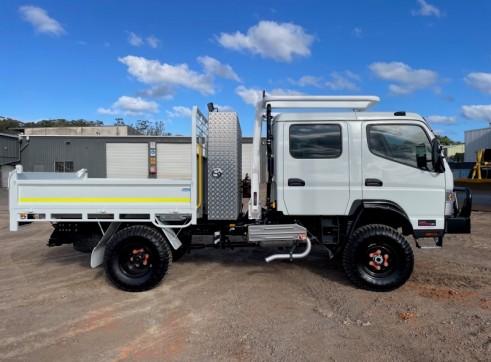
348,200,413,237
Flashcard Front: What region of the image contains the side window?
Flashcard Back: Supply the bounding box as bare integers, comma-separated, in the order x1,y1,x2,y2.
368,125,432,169
290,124,341,159
55,161,74,172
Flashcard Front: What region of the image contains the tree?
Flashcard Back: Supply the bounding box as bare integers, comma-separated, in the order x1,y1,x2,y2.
2,117,104,134
436,135,462,145
23,119,104,128
0,117,23,134
449,153,464,162
134,119,151,135
134,119,168,136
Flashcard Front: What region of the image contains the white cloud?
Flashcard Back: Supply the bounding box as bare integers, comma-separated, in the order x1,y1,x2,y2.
297,75,323,88
353,27,363,38
97,107,118,115
146,36,159,48
197,56,240,82
291,71,361,91
127,31,143,46
235,86,303,106
217,21,315,62
270,88,304,96
325,72,361,91
98,96,159,116
412,0,442,18
464,72,491,95
166,106,192,118
119,55,214,98
19,5,66,36
127,32,160,48
212,104,235,112
461,105,491,122
427,115,456,124
236,86,262,105
369,62,438,94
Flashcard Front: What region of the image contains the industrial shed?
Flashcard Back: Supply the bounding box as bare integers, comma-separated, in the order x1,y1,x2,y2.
464,127,491,162
2,133,265,187
0,133,20,187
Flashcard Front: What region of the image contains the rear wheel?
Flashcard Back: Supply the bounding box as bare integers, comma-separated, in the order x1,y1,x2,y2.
342,224,414,292
104,225,172,292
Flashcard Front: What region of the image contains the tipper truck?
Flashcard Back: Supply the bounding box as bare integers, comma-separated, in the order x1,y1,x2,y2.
8,94,472,292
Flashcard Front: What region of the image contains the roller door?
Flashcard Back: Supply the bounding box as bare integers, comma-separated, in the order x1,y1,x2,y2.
157,143,192,179
106,143,148,178
241,143,253,179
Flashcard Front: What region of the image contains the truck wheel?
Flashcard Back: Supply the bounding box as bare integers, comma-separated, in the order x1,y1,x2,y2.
104,225,172,292
342,225,414,292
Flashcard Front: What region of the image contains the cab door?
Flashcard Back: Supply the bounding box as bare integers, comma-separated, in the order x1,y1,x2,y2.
279,122,350,215
361,122,446,229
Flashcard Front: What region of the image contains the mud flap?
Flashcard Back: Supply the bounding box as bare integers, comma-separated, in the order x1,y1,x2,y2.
90,222,121,268
160,227,182,250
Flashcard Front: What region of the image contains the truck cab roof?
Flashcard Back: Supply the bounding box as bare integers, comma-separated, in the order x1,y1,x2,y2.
273,111,427,123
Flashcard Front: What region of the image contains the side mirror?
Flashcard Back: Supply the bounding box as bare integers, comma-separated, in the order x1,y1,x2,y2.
431,138,445,173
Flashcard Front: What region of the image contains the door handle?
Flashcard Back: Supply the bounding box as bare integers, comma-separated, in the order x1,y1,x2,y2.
365,178,383,187
288,178,305,187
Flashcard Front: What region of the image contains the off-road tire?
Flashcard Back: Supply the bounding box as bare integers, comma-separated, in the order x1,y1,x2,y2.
104,225,172,292
342,224,414,292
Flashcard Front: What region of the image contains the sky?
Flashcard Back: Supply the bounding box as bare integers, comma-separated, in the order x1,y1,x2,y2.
1,0,491,141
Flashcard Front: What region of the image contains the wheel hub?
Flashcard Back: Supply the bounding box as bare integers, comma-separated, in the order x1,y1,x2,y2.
368,249,390,272
127,248,150,269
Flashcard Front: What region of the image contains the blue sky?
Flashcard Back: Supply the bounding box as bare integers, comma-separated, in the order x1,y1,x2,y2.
1,0,491,140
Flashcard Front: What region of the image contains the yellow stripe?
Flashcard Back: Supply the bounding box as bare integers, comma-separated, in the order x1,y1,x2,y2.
19,197,191,203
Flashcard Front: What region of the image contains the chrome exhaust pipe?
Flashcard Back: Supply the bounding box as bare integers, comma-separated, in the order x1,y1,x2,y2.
265,237,312,262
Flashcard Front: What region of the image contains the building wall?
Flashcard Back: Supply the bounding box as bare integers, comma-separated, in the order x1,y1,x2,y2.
24,126,139,136
0,134,20,165
443,144,465,158
464,128,491,162
20,137,107,177
3,135,266,187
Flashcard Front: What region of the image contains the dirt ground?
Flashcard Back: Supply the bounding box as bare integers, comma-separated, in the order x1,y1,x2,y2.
0,187,490,361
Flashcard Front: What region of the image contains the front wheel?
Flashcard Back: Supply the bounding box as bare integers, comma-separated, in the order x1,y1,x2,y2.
342,225,414,292
104,225,172,292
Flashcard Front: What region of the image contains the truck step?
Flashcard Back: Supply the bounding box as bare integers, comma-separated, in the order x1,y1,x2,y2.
415,238,443,249
321,235,338,245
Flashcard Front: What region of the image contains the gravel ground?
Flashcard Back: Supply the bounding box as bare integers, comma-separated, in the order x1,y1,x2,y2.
0,187,490,361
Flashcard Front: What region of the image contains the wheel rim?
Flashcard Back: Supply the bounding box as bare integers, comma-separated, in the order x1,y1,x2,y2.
118,241,153,278
362,243,398,278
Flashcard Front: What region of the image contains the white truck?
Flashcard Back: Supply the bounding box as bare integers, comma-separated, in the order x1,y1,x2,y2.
8,95,472,292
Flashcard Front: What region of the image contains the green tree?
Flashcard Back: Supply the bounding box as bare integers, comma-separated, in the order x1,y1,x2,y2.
1,117,104,134
0,117,23,134
24,119,103,128
436,135,462,145
134,119,168,135
449,153,465,162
